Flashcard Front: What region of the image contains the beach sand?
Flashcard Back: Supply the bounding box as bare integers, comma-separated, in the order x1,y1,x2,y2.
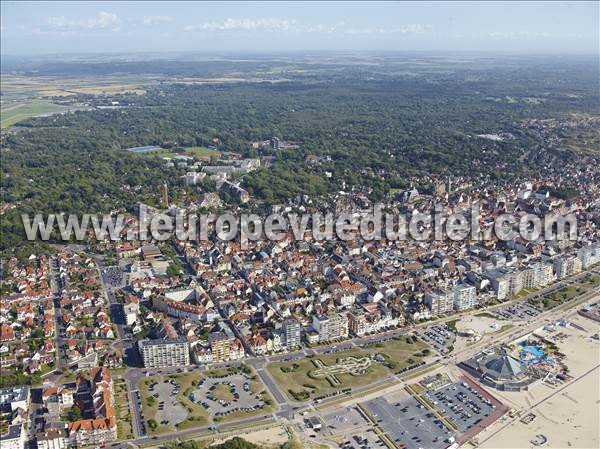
475,314,600,449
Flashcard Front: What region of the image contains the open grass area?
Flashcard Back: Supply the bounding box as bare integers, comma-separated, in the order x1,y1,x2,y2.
167,372,210,431
249,381,263,395
1,99,68,127
511,288,538,301
114,379,134,440
133,145,220,160
446,319,458,331
475,312,497,319
0,415,10,435
138,377,170,435
540,286,582,310
533,274,600,311
267,337,430,402
213,384,235,402
130,148,172,158
213,389,274,424
183,146,220,158
562,127,600,154
585,273,600,288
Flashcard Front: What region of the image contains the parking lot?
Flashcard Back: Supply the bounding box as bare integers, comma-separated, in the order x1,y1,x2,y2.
102,265,125,288
420,325,456,354
131,389,146,436
494,302,541,321
321,406,369,435
149,378,188,426
340,429,387,449
189,373,267,419
423,381,497,432
364,396,452,449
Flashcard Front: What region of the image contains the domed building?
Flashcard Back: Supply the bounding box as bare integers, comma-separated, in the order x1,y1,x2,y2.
483,353,528,381
460,348,543,391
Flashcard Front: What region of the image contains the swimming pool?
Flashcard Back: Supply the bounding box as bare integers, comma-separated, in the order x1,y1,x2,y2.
517,345,546,363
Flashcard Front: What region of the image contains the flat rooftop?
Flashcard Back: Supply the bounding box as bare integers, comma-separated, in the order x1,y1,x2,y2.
0,385,29,405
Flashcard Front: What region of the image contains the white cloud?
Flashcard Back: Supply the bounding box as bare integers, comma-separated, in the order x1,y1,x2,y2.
142,15,174,26
45,12,121,32
185,18,295,32
488,31,554,39
183,18,431,37
307,21,346,34
346,24,431,35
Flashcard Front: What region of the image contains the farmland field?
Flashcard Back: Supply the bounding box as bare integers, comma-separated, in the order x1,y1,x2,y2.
1,99,68,127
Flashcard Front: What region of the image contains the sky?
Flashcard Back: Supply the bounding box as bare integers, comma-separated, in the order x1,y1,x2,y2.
1,1,598,55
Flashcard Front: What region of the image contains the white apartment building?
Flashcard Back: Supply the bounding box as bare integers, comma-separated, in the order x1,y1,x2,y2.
508,271,524,297
453,284,478,311
424,290,454,315
578,244,600,269
123,295,139,326
2,424,25,449
554,256,583,279
521,263,554,290
312,313,349,342
36,429,67,449
138,338,190,368
0,386,30,413
484,268,520,300
283,319,302,348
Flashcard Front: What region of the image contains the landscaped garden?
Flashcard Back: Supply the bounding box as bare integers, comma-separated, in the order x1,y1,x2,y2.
267,336,430,401
113,379,134,440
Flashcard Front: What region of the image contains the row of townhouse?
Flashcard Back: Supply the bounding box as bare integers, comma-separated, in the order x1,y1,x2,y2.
65,367,117,447
34,368,117,449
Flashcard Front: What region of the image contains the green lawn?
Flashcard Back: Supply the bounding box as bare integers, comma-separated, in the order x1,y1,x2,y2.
249,381,263,394
0,415,10,435
114,379,134,440
133,145,219,160
1,99,67,127
540,286,580,310
534,274,599,311
267,337,430,402
475,312,497,319
586,274,600,289
214,389,274,424
183,146,220,158
138,377,170,435
212,383,234,402
446,319,458,331
168,372,210,431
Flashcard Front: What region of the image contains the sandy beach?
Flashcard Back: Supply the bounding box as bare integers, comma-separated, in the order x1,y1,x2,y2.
475,313,600,449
